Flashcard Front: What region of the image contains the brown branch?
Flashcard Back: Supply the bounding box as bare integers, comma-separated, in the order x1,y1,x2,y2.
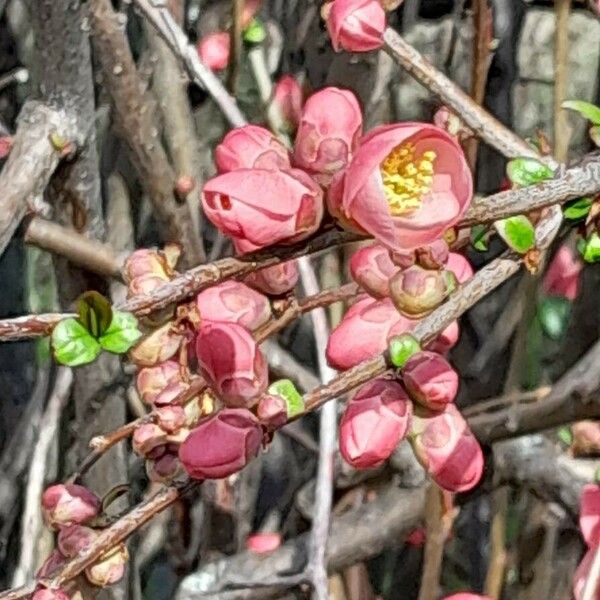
553,0,572,162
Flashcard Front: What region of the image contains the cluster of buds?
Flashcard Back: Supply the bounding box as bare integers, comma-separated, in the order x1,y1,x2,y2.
35,484,128,596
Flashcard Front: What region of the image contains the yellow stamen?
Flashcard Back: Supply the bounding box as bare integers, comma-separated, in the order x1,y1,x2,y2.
380,143,437,216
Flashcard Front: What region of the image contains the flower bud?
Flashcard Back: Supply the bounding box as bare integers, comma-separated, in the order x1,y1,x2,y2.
574,548,596,600
196,281,272,330
246,532,282,553
402,351,459,411
415,239,449,270
41,484,101,529
389,265,449,318
257,394,287,429
579,483,600,548
543,244,582,301
36,550,67,579
444,595,492,600
32,589,70,600
196,321,267,407
129,323,183,367
215,125,290,173
58,525,98,558
154,380,191,407
174,175,196,200
293,87,363,184
244,261,299,295
390,249,417,269
155,405,187,434
136,360,183,406
85,544,129,587
426,321,460,355
272,75,304,132
445,252,474,284
132,423,168,457
197,32,230,71
124,249,172,285
572,421,600,457
410,404,484,493
179,408,263,479
146,452,187,484
433,107,469,139
0,135,14,159
325,0,386,53
349,243,398,298
339,378,412,469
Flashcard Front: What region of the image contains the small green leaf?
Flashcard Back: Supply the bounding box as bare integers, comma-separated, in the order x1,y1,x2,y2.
77,291,113,338
268,379,304,418
99,311,142,354
506,157,554,187
538,296,571,340
388,334,421,368
581,232,600,263
52,318,101,366
470,224,489,252
557,427,573,446
595,466,600,484
495,215,536,254
243,18,267,43
563,197,592,221
562,100,600,126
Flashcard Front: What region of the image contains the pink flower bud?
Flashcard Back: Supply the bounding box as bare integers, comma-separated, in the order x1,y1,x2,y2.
196,281,272,330
0,135,14,159
202,168,324,249
389,265,449,317
215,125,291,173
32,589,70,600
402,351,459,410
132,423,168,457
325,0,386,53
244,262,299,295
349,243,399,298
339,378,412,469
579,483,600,548
246,532,282,553
129,323,183,367
124,249,172,283
174,175,196,200
154,380,191,407
58,525,98,558
155,405,187,434
272,75,304,132
36,550,67,579
41,484,101,529
405,527,426,547
573,548,600,600
326,296,413,370
257,394,287,429
426,320,460,355
415,239,449,270
543,244,582,301
85,544,129,587
444,594,492,600
445,252,474,284
136,360,183,406
390,248,417,269
179,408,263,479
146,451,187,484
197,32,230,71
572,421,600,457
433,107,468,139
195,321,268,407
410,404,484,493
293,87,363,184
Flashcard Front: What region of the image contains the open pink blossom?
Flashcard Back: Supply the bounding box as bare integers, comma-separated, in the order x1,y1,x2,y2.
402,351,459,411
272,75,304,132
410,404,484,493
246,532,282,553
349,243,399,298
41,484,101,529
215,125,290,173
196,321,268,407
202,168,324,249
330,123,472,251
340,377,412,469
543,244,582,301
325,0,386,53
179,408,263,479
197,32,230,71
446,252,474,284
196,281,272,330
293,87,363,183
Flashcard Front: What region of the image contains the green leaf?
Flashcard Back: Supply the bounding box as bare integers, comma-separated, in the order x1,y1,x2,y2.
268,379,304,418
538,296,571,341
388,334,421,368
243,18,267,43
595,466,600,484
99,311,142,354
494,215,536,254
562,100,600,126
506,157,554,187
77,291,113,338
557,427,573,446
470,224,489,252
581,232,600,263
52,318,101,366
563,197,592,221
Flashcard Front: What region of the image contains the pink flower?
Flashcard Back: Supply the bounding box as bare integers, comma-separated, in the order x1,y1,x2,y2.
272,75,304,132
0,135,13,159
426,320,460,355
257,394,288,429
410,404,484,493
339,377,412,469
443,594,492,600
406,527,426,547
330,123,472,251
574,548,600,600
179,408,263,479
215,125,290,173
445,252,474,284
85,544,129,587
32,590,70,600
246,532,282,553
196,281,272,330
244,261,299,295
543,244,582,301
326,296,413,370
58,525,98,557
325,0,386,53
402,351,459,410
389,265,450,317
136,360,183,406
572,421,600,457
197,32,230,71
41,484,101,529
202,168,324,249
580,484,600,548
349,243,399,298
195,321,268,407
293,87,363,184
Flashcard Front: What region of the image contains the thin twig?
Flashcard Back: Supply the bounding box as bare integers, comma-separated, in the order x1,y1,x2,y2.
553,0,571,163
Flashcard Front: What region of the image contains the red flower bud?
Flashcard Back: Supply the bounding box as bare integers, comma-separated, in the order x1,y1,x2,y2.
196,322,268,407
339,377,412,469
272,75,304,132
349,243,399,298
543,244,582,301
325,0,386,53
179,408,262,479
215,125,290,173
0,135,14,159
32,589,70,600
244,261,299,295
57,525,98,558
579,483,600,548
410,404,484,493
246,532,282,553
389,265,449,317
196,281,272,330
41,484,101,529
85,544,129,587
257,394,287,429
136,360,182,406
402,351,459,411
197,32,230,71
146,451,187,484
